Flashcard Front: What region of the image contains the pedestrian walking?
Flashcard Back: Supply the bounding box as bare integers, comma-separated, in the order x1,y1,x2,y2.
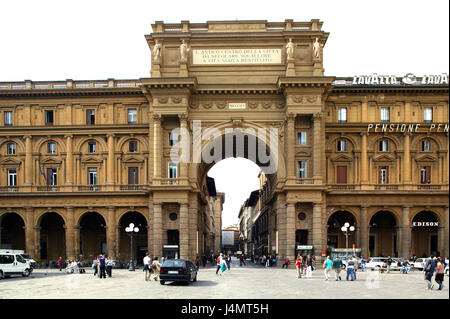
424,255,436,290
161,256,165,265
386,256,393,273
434,257,445,290
202,254,207,267
57,257,63,271
143,253,151,281
226,254,231,271
323,256,333,281
265,255,270,267
151,257,161,281
305,254,313,278
332,256,343,281
216,253,223,275
92,258,99,276
239,254,246,267
195,254,200,271
295,256,303,279
220,254,227,275
106,257,113,277
360,257,366,271
98,255,106,279
346,257,356,281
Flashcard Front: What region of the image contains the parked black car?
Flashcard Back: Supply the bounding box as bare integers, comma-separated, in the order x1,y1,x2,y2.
160,259,197,285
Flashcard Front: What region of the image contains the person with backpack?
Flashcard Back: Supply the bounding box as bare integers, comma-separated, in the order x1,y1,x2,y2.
424,255,436,289
332,256,343,281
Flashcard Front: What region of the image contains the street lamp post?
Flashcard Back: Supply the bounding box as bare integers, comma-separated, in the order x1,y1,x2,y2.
125,223,139,271
341,222,355,261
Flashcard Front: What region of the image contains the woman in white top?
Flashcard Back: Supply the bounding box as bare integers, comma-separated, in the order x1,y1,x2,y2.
151,257,162,281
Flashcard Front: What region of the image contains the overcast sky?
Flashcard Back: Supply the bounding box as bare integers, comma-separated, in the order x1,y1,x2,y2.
0,0,448,227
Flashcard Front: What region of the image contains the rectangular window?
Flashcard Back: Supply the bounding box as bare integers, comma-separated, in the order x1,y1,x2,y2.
336,166,347,184
168,162,178,178
297,132,307,145
338,107,347,123
47,142,56,154
297,161,307,179
45,110,54,125
381,107,390,123
337,140,346,151
7,169,17,186
4,111,13,126
127,109,137,124
46,168,57,185
128,167,138,184
86,109,95,125
422,140,430,152
379,166,389,184
88,168,98,185
88,142,96,153
169,132,178,146
7,143,15,155
420,166,431,184
423,107,433,123
129,141,138,152
379,140,388,152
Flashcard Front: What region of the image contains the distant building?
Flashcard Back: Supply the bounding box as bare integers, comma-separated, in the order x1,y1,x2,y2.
222,225,239,254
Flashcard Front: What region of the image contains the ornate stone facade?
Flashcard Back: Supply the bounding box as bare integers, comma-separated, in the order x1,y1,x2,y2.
0,20,448,264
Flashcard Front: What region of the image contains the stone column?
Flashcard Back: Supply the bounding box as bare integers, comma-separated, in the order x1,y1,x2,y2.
276,194,287,259
403,133,411,184
444,206,449,258
153,114,162,183
106,206,116,259
400,206,411,258
24,135,33,186
179,203,189,259
286,202,296,260
65,135,73,185
313,113,323,184
312,202,323,257
360,206,369,258
189,200,199,260
286,113,295,181
107,134,115,185
361,133,369,186
153,203,163,258
73,226,80,259
25,207,35,258
65,207,75,259
179,114,189,182
34,226,41,259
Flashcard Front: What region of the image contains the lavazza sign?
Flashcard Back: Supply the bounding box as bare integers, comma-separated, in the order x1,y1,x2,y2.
352,73,449,85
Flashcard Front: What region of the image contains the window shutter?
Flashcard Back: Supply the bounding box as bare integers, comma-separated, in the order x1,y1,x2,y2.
337,166,347,184
426,166,431,184
386,166,389,184
378,167,381,184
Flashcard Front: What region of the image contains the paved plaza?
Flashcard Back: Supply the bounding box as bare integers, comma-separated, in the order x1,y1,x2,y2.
0,259,448,299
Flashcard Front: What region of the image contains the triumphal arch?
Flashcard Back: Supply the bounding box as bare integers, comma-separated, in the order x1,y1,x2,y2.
142,19,333,261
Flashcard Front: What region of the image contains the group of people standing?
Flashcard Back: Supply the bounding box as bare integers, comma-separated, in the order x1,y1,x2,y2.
92,255,114,278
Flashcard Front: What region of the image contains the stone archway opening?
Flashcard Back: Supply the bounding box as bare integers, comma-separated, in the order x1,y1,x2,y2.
118,211,148,265
197,128,282,257
0,213,25,250
369,211,398,257
327,211,357,253
79,212,107,261
39,212,65,263
412,211,439,258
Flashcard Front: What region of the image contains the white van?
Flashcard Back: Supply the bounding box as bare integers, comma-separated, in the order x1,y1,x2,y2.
0,252,32,279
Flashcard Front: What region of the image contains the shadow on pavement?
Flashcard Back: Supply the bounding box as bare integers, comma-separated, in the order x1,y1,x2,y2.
163,280,218,287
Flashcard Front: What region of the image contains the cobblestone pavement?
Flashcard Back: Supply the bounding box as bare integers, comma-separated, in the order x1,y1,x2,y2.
0,259,448,299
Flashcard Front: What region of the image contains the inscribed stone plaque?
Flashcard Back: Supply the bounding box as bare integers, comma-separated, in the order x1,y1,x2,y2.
193,49,282,65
